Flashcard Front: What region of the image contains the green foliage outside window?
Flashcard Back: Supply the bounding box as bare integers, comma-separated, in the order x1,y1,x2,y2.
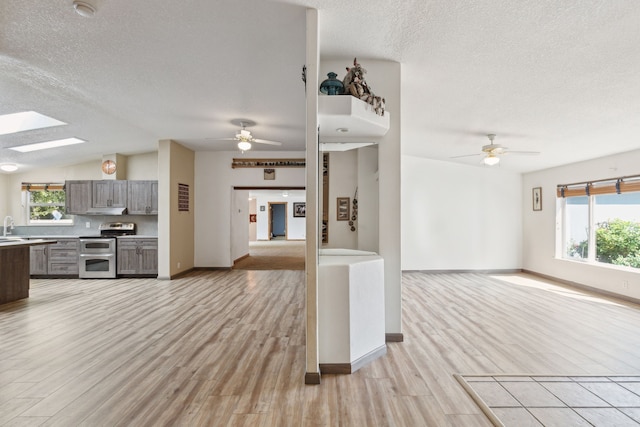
574,219,640,268
29,190,67,221
595,219,640,268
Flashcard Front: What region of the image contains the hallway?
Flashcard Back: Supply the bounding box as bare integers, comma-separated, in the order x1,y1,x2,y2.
233,240,305,270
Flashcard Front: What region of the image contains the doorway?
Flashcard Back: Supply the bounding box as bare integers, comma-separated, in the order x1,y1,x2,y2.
230,188,306,270
269,202,287,240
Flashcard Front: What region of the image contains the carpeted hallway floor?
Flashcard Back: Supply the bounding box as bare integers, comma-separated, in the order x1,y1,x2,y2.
232,240,305,270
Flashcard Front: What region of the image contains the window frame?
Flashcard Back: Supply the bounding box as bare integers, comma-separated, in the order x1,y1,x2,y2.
23,183,74,225
558,184,640,270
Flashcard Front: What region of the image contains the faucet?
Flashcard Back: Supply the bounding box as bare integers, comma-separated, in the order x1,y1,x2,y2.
3,216,14,237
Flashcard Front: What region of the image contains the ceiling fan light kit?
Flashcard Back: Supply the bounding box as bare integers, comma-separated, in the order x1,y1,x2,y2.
208,119,283,152
483,155,500,166
237,141,252,152
451,133,540,166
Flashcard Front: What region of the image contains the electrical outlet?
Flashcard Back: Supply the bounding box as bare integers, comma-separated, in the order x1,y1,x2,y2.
623,280,629,289
85,222,91,228
177,262,181,269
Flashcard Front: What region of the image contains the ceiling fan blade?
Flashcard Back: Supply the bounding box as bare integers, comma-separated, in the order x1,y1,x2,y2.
503,150,540,155
253,138,282,146
450,153,481,159
207,137,236,141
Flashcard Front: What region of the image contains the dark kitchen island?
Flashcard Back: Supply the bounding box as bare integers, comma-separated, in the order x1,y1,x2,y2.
0,238,56,304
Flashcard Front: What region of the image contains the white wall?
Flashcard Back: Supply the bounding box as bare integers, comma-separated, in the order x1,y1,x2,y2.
231,189,250,262
255,193,306,240
402,155,523,270
321,58,403,335
325,150,358,249
194,151,305,267
357,146,379,252
249,198,257,241
523,148,640,300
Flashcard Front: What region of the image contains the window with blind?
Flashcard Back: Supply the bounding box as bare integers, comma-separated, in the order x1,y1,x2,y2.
22,183,73,224
558,176,640,269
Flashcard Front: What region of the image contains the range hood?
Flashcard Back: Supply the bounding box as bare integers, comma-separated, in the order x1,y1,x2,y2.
84,207,128,215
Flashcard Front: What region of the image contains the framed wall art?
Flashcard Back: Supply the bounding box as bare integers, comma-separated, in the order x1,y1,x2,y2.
533,187,542,211
263,168,275,180
293,202,306,218
337,197,350,221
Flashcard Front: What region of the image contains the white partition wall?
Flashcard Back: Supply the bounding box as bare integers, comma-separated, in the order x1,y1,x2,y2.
401,155,523,271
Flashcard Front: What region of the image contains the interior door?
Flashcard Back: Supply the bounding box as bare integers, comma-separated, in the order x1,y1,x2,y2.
269,202,287,240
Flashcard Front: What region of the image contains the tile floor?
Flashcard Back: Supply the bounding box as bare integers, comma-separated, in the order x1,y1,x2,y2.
457,375,640,426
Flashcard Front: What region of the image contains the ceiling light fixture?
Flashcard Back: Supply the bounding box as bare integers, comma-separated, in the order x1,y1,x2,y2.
73,1,96,17
237,141,252,152
483,154,500,166
9,137,86,153
0,164,18,172
282,191,289,197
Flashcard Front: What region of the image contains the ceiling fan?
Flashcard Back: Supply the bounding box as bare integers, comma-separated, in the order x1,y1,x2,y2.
213,119,282,152
451,134,540,166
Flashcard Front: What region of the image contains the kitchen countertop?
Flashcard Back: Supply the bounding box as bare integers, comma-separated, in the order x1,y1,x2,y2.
8,235,157,239
0,238,57,248
24,235,81,239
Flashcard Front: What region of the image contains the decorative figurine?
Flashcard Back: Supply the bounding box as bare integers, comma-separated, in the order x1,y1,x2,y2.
342,58,385,116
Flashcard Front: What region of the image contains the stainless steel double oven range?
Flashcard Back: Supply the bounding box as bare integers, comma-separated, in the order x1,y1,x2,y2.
79,222,136,279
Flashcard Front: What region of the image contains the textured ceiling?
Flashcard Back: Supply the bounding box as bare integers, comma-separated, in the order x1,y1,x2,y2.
2,0,640,173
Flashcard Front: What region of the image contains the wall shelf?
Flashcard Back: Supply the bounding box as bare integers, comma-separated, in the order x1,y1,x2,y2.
318,96,390,145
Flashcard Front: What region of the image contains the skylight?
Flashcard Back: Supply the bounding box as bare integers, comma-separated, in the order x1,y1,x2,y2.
0,111,66,136
9,137,86,153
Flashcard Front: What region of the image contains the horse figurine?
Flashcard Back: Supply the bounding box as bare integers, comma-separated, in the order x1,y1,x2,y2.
342,58,385,116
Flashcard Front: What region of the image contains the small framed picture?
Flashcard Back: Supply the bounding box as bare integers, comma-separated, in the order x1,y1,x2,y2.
293,202,306,217
249,214,257,223
264,168,275,180
337,197,350,221
533,187,542,211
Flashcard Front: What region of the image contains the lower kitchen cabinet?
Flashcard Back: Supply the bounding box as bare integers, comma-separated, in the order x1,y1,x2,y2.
29,245,48,275
117,238,158,277
30,238,79,277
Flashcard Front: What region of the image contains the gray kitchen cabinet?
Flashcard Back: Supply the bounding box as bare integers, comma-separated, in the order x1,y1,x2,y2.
65,180,92,214
127,181,158,215
47,239,80,275
117,238,158,276
92,180,127,208
29,245,48,275
30,238,79,276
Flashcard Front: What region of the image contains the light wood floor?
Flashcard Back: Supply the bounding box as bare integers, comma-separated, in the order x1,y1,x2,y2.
1,272,640,426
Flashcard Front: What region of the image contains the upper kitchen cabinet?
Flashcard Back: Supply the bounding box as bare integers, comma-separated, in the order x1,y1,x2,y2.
65,180,92,214
92,180,127,208
127,181,158,215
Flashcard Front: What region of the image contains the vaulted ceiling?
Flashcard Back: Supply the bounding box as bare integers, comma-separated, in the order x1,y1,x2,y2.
2,0,640,173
